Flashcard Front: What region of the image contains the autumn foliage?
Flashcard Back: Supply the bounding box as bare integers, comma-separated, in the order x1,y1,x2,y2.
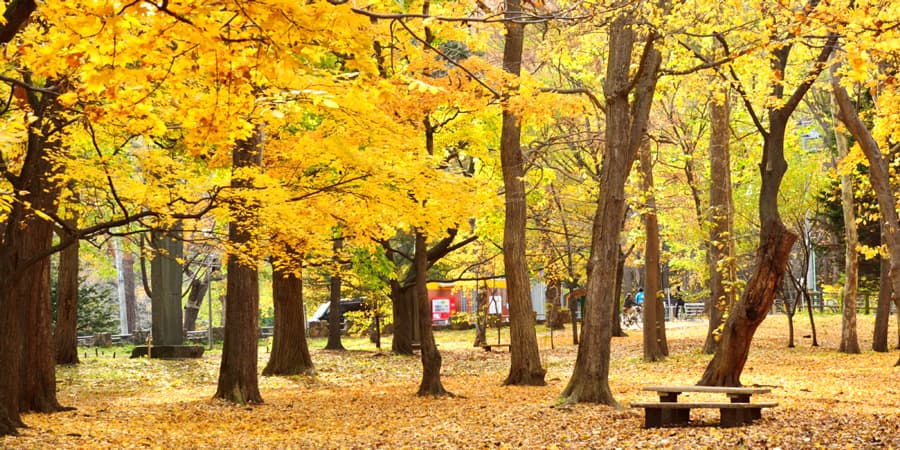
3,316,898,448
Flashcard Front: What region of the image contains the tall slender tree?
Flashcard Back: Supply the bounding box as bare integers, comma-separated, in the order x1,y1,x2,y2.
639,142,668,360
498,0,546,386
561,5,664,404
704,92,737,354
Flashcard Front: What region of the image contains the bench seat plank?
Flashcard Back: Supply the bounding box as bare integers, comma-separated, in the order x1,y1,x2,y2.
631,402,777,409
642,385,771,395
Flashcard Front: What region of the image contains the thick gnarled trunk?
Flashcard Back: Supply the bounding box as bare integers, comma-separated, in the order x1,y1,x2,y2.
700,223,796,386
150,228,184,346
700,118,799,386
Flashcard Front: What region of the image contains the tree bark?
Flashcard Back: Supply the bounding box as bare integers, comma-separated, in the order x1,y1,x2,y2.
183,277,209,332
640,142,667,360
0,6,58,435
829,93,860,353
263,264,315,376
414,232,449,396
561,12,662,404
831,63,900,366
704,92,736,354
325,236,345,351
473,285,489,347
122,249,138,332
391,280,415,354
699,26,835,385
55,233,80,365
612,250,627,337
699,110,798,386
499,0,545,386
150,228,184,345
874,251,890,352
214,128,263,405
546,280,563,330
0,84,71,437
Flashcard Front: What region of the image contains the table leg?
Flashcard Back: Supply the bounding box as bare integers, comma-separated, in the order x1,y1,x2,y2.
644,407,663,428
720,408,739,427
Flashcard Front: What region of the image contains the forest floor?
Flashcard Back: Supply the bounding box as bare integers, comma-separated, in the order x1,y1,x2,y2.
3,313,900,449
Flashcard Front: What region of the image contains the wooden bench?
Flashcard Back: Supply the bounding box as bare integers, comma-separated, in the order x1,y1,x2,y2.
481,344,510,352
682,303,705,319
632,385,777,428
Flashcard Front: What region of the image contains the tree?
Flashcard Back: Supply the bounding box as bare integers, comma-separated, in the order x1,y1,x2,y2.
561,4,664,404
149,228,184,346
698,0,837,386
704,92,737,354
0,74,71,435
414,231,449,396
54,231,80,365
325,235,346,351
639,142,668,360
263,259,315,376
832,103,860,354
831,59,900,366
497,0,546,387
214,128,264,405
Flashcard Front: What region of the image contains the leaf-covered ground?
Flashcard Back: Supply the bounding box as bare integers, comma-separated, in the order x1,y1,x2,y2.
4,315,900,449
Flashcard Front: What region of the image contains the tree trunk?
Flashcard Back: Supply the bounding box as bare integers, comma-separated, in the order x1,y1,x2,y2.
874,252,890,352
0,3,42,434
183,277,209,332
832,64,900,364
704,92,736,354
214,128,263,405
786,299,796,348
14,90,70,416
699,113,799,386
640,142,667,361
391,280,415,354
830,94,860,353
499,0,545,387
803,288,819,347
325,236,345,351
263,264,314,376
546,280,564,330
414,232,449,396
612,249,627,338
473,285,489,347
123,249,138,332
150,228,184,346
562,12,662,404
55,233,79,365
699,28,834,384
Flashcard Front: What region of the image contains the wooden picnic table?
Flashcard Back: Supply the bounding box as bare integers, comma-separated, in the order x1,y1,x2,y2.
632,385,777,428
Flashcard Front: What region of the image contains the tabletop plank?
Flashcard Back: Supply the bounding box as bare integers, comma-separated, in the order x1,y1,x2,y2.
642,385,772,395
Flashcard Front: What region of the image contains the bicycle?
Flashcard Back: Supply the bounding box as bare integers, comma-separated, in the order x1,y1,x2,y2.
622,304,642,328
